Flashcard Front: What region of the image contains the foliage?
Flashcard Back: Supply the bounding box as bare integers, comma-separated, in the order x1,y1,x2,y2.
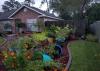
32,32,47,42
3,26,69,70
33,51,43,60
43,44,56,58
3,38,28,70
55,25,72,38
41,0,92,19
86,34,98,42
25,61,44,71
24,0,35,6
16,50,27,69
15,37,34,49
0,37,4,44
48,25,72,39
4,56,16,69
86,3,100,24
3,38,66,71
25,60,62,71
59,11,72,20
2,0,21,12
4,47,27,70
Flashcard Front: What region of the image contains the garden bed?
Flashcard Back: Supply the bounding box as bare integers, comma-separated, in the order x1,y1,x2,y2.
0,36,70,71
0,25,72,71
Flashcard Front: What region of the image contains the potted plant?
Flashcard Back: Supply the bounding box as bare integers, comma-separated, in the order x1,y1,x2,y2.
47,32,56,44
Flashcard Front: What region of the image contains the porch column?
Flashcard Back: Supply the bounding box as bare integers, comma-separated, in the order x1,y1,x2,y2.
12,20,16,34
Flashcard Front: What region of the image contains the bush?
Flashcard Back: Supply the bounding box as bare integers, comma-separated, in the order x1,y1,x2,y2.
32,32,47,42
46,25,72,39
86,34,98,42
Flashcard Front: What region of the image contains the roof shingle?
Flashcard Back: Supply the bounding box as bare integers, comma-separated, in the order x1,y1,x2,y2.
0,5,61,20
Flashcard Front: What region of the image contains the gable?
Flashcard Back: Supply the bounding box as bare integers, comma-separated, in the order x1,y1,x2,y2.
11,7,41,19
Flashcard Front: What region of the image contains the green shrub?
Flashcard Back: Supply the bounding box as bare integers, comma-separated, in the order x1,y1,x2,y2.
46,25,72,39
86,34,98,42
32,32,47,42
25,61,62,71
33,51,43,60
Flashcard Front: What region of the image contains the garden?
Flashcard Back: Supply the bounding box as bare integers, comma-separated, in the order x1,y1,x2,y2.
1,25,72,71
0,37,4,45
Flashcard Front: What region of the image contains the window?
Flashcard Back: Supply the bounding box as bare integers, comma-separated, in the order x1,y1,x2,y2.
26,19,38,32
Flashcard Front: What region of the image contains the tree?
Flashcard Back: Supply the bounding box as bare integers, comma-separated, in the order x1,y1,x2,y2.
86,3,100,24
40,0,50,12
2,0,21,12
24,0,35,6
41,0,93,19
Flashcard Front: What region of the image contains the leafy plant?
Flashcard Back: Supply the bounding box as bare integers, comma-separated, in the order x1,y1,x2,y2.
4,56,17,70
25,60,62,71
25,61,45,71
47,25,72,39
55,25,72,38
32,32,47,42
33,51,43,60
43,44,56,58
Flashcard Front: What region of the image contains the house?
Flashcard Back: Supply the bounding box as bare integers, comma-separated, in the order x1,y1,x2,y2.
0,5,62,34
90,21,100,42
94,0,100,3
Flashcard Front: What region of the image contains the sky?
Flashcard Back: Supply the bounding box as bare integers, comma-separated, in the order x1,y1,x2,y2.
0,0,47,12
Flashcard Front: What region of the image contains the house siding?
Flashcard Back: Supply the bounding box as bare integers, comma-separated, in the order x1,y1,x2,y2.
11,7,43,33
11,7,41,23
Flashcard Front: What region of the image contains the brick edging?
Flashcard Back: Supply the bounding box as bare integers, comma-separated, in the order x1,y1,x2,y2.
0,38,7,48
66,43,72,71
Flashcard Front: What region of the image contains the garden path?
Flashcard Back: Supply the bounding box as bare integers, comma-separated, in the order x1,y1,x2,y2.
0,34,17,71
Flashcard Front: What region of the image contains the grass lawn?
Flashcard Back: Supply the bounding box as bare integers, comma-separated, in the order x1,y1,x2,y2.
69,40,100,71
0,37,4,44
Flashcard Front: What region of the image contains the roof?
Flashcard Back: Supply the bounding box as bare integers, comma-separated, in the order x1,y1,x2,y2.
30,6,58,18
0,5,62,20
0,10,15,20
